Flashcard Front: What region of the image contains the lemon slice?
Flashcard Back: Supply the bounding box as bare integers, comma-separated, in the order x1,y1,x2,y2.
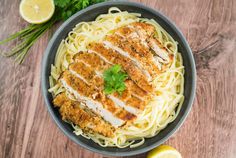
147,145,182,158
19,0,55,24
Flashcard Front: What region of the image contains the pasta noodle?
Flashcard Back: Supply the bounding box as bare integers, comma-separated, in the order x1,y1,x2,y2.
49,7,184,148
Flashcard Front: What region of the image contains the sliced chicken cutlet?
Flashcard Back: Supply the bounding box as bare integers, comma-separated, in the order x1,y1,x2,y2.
88,42,154,93
53,22,173,134
60,70,138,126
132,23,155,36
69,61,104,89
73,51,112,72
117,22,173,69
104,34,161,79
53,93,114,137
68,58,152,115
73,51,150,98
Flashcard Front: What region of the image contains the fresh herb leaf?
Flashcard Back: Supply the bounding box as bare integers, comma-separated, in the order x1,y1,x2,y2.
54,0,70,8
103,65,128,95
55,0,102,20
82,0,90,8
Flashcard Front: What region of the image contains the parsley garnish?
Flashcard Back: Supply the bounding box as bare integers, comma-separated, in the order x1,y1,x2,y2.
103,65,128,95
55,0,106,20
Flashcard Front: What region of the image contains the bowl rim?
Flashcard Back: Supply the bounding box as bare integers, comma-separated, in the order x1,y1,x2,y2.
41,1,196,157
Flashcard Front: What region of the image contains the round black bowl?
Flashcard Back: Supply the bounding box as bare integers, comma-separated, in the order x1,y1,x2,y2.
41,1,196,157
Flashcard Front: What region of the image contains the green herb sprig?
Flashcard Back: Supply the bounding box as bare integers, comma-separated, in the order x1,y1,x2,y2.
103,65,128,95
0,0,105,64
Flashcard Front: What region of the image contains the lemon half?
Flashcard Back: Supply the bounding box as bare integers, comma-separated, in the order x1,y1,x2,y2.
147,145,182,158
20,0,55,24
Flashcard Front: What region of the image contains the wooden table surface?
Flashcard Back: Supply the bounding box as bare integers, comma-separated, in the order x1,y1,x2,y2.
0,0,236,158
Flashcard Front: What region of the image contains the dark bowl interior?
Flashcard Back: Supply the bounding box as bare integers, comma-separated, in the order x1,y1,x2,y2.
41,1,196,157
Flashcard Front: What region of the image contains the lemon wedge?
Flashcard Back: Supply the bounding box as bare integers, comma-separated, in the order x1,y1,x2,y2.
19,0,55,24
147,145,182,158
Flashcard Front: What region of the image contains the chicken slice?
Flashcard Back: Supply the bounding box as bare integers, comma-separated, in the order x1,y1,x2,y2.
53,93,115,137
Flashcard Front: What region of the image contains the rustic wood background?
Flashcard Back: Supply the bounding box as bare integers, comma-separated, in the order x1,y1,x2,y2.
0,0,235,158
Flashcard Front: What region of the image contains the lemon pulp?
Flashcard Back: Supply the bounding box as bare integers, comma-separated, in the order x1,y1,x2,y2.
147,145,182,158
20,0,55,24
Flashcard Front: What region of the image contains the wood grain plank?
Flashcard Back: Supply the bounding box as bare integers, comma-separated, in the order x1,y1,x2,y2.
0,0,235,158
